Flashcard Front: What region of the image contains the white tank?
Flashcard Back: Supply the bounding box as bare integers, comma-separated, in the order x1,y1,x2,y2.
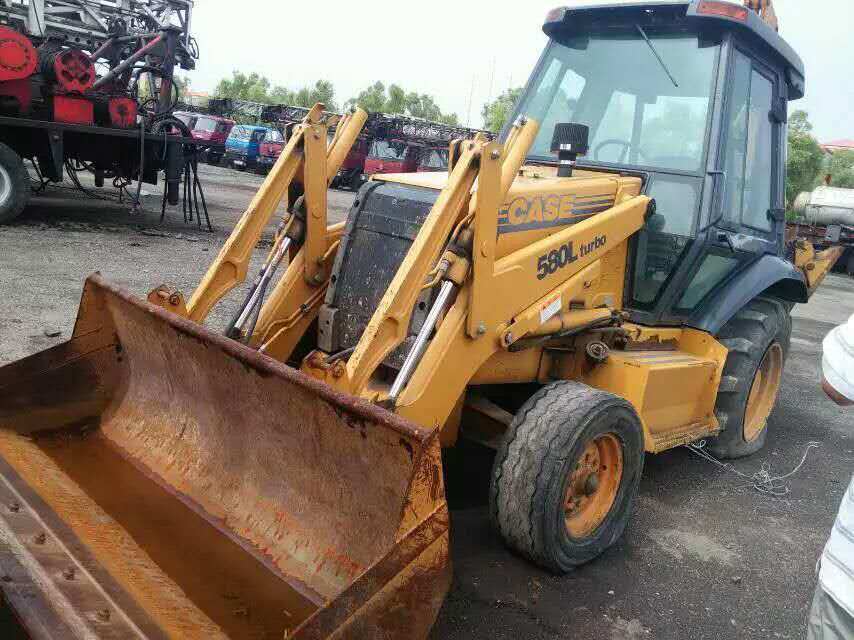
793,186,854,227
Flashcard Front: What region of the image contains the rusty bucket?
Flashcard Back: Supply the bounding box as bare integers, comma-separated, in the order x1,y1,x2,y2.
0,274,450,639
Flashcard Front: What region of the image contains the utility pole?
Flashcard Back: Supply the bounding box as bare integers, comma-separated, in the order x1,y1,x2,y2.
486,57,496,106
465,73,475,128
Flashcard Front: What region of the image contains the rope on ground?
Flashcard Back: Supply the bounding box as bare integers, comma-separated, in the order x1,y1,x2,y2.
684,440,822,496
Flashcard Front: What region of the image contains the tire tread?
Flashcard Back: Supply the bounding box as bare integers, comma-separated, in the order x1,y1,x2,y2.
490,381,644,571
707,297,791,459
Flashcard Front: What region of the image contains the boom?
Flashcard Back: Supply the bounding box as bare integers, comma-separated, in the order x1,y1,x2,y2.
744,0,778,31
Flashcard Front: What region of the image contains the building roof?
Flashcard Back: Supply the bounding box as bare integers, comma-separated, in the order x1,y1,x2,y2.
824,139,854,150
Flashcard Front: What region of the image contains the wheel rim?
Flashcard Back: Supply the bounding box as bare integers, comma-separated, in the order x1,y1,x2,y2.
0,163,12,208
743,343,784,443
564,433,623,539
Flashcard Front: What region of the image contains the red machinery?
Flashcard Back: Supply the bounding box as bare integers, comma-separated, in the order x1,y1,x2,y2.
0,26,37,113
0,26,37,80
108,96,139,129
43,47,95,93
0,15,201,224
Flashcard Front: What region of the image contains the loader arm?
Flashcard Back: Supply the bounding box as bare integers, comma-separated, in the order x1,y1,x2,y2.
394,186,649,432
317,121,539,397
249,221,346,360
302,121,651,436
180,104,367,325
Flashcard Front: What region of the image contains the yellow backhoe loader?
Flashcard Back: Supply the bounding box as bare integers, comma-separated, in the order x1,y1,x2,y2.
0,1,843,638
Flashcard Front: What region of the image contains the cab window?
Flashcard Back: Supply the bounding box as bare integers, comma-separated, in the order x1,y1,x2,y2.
231,126,251,141
516,31,719,174
369,140,407,161
722,50,776,232
194,117,217,133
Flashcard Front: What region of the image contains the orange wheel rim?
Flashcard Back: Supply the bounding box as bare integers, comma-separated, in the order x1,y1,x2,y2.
744,343,784,443
564,433,623,539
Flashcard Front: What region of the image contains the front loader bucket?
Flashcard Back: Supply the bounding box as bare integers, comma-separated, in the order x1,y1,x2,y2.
0,274,450,639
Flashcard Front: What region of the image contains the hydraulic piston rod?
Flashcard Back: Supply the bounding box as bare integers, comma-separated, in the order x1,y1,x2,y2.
388,280,456,404
227,236,292,340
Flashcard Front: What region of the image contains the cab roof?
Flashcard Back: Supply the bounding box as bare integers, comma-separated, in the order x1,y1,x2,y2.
233,124,269,132
197,114,235,124
543,1,805,100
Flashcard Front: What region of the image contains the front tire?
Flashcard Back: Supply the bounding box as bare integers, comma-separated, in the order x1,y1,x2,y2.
490,381,645,573
0,143,30,224
706,297,791,459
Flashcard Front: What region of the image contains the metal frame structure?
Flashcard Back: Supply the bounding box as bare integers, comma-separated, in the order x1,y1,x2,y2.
0,0,194,51
0,0,202,220
0,0,196,113
187,98,494,146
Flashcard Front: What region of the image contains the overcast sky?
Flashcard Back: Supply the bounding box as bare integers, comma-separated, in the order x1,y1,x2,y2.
188,0,852,142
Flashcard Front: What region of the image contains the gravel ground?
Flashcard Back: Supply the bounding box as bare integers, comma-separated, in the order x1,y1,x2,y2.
1,163,853,640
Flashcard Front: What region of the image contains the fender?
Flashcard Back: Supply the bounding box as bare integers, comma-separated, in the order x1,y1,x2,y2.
688,254,808,335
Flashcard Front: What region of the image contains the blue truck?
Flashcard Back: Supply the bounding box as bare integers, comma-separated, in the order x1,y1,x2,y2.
222,124,269,170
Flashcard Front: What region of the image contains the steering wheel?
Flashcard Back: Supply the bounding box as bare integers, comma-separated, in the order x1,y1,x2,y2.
593,139,647,164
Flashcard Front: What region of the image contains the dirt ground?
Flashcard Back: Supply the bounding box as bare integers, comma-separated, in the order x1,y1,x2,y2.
1,163,852,640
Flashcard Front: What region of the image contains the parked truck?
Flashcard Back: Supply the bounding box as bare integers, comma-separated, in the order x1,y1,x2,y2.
223,124,270,171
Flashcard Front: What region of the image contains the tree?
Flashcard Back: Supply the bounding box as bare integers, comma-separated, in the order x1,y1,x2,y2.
789,109,813,137
481,87,523,133
386,84,407,114
346,82,459,123
348,82,387,113
828,150,854,189
786,110,825,206
214,71,273,103
214,72,337,110
267,80,337,111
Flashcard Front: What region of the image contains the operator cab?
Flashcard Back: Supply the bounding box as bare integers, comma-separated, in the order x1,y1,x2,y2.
511,1,805,328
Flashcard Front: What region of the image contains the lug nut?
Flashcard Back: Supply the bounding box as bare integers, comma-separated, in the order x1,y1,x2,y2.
33,532,46,545
96,608,111,622
62,567,76,581
8,502,20,513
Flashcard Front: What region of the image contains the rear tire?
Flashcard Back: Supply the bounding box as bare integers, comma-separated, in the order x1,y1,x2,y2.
0,143,30,224
490,381,644,573
706,297,791,459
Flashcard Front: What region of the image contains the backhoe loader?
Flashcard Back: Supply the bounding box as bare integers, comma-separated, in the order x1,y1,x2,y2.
0,1,843,638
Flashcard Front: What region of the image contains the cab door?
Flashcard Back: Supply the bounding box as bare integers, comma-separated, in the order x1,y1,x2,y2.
717,49,783,248
662,46,785,318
